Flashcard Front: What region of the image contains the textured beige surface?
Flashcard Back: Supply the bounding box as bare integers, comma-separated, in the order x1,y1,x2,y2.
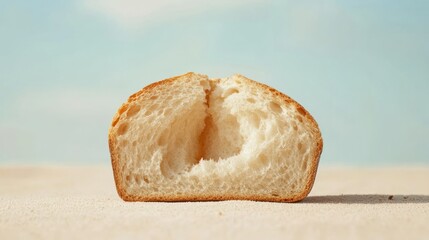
1,166,428,239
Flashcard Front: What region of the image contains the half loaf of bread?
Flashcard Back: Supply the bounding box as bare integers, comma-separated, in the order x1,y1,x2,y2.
108,72,323,202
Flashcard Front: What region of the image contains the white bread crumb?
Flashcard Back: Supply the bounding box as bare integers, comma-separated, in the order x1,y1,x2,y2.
108,73,323,202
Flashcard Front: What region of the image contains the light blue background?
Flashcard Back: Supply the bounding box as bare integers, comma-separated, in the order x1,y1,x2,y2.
1,0,428,166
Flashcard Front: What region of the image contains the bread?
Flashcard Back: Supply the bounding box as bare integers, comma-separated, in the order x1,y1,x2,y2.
108,72,323,202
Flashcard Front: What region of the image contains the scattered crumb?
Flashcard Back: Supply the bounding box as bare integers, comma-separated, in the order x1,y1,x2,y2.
403,196,408,199
218,211,223,216
388,195,393,200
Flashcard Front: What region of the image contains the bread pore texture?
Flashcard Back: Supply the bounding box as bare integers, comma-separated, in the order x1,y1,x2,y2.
108,72,323,202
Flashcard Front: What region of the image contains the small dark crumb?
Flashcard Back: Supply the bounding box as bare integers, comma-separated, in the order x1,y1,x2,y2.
403,196,408,199
218,211,223,216
388,195,393,200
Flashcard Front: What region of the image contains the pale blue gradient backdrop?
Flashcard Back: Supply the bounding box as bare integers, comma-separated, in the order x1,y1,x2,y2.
1,0,428,165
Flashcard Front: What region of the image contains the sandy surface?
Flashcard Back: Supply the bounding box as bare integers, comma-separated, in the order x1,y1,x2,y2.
1,166,428,239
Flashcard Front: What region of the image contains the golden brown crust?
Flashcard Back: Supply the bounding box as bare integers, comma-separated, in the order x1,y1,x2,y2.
108,72,323,203
121,194,305,202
